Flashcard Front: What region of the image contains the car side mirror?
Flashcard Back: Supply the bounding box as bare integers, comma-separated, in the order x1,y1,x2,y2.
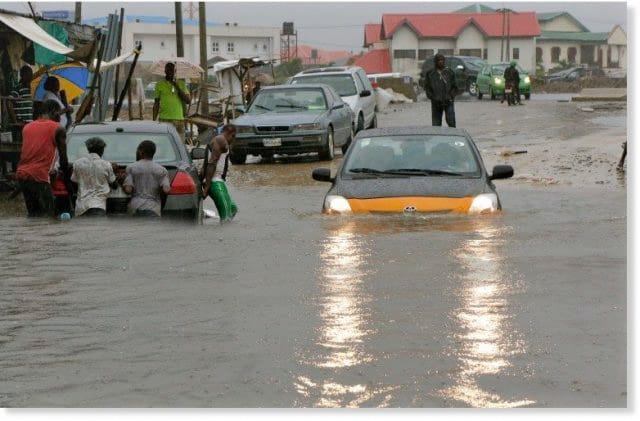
360,90,372,97
190,147,207,160
312,168,333,182
490,165,514,180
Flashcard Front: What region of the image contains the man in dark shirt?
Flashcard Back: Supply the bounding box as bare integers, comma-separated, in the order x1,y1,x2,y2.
423,54,458,127
503,61,522,105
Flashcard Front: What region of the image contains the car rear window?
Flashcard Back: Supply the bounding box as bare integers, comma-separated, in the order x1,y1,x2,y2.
344,135,480,176
67,133,179,164
291,74,357,96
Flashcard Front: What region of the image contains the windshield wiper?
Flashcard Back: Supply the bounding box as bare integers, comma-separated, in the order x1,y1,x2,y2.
383,168,465,176
348,168,407,177
253,104,272,111
275,104,307,109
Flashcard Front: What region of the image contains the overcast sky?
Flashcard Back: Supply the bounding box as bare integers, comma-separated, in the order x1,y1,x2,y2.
0,1,628,51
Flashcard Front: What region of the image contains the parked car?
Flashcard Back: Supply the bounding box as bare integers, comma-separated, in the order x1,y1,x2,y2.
231,84,353,163
419,55,487,96
63,121,204,222
547,66,606,82
288,66,377,133
476,63,531,100
312,126,513,214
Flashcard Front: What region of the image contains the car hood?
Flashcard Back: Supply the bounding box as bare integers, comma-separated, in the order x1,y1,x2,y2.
335,175,488,199
234,111,324,126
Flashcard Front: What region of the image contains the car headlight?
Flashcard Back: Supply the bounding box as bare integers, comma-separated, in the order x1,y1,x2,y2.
235,125,254,134
494,77,503,85
524,76,531,84
324,195,352,214
293,123,322,131
468,193,498,214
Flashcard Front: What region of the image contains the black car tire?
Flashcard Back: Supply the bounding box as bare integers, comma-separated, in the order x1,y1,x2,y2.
357,113,365,132
319,127,335,161
525,93,531,100
368,114,377,129
341,127,354,155
467,81,478,96
229,150,247,165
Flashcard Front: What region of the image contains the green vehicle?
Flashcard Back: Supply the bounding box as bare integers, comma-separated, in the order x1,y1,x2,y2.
476,63,531,100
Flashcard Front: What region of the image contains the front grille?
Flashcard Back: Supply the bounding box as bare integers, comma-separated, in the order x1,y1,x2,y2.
256,126,289,133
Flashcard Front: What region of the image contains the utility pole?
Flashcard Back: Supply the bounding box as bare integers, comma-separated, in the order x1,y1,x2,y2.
198,1,208,115
74,2,82,24
506,9,511,61
500,8,506,62
175,2,184,57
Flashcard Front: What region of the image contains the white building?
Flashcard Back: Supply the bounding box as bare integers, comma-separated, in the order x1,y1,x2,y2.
84,16,281,64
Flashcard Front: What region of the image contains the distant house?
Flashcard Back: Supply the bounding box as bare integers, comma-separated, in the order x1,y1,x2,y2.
360,11,540,78
535,12,626,72
285,44,352,66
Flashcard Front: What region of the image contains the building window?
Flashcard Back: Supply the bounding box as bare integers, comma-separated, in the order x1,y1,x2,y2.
512,48,519,59
551,46,561,63
459,48,482,57
568,47,577,63
263,44,268,51
160,41,165,49
483,48,488,59
254,44,258,50
393,49,416,59
227,42,234,52
536,47,543,63
418,49,434,60
437,49,454,56
212,41,219,52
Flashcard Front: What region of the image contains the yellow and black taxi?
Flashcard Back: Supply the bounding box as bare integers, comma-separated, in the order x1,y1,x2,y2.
312,126,513,214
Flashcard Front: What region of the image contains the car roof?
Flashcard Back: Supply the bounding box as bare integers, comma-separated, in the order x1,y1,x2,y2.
262,83,329,91
294,66,362,76
69,120,172,134
355,126,471,138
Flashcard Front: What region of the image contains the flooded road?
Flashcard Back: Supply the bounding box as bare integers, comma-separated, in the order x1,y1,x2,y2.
0,98,626,407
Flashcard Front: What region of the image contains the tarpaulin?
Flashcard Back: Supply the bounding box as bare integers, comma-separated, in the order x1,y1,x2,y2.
0,12,74,56
34,21,69,65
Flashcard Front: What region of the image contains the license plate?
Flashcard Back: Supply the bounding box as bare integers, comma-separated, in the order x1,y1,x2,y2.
505,89,512,93
263,138,282,147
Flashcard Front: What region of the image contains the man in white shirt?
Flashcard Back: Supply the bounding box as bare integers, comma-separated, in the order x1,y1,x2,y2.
71,137,119,217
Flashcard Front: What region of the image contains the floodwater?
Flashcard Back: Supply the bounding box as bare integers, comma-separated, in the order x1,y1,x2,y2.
0,99,626,407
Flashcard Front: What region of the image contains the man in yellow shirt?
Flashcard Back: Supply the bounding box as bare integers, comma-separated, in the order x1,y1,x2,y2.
153,62,191,142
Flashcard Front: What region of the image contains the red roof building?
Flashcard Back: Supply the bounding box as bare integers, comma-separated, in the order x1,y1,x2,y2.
354,49,391,74
364,23,382,47
285,44,352,65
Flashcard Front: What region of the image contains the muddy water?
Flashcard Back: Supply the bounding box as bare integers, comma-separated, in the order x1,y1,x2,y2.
0,98,626,407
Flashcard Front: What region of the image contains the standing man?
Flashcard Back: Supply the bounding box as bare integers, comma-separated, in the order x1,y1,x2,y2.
8,65,34,128
123,140,171,217
202,125,238,223
42,76,74,129
424,54,457,127
153,62,191,142
71,137,120,217
502,61,522,106
15,99,68,217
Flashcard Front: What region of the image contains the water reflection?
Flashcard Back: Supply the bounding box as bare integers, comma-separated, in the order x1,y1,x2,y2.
439,221,535,407
295,221,397,407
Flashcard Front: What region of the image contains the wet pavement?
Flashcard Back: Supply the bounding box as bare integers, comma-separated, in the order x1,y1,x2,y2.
0,96,627,407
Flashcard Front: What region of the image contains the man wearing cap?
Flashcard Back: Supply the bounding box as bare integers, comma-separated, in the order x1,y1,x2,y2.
71,137,120,217
503,61,522,106
153,62,191,142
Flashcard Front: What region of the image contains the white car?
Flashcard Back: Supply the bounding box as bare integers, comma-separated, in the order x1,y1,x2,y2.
289,66,377,135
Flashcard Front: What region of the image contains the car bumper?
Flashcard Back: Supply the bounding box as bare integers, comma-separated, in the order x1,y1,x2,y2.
235,132,326,155
106,188,200,215
492,84,531,94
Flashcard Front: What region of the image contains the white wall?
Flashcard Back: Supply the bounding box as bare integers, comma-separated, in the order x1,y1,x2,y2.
456,25,485,50
390,25,420,77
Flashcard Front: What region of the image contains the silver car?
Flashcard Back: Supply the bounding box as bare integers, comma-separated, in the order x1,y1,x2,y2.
289,66,377,134
231,84,353,163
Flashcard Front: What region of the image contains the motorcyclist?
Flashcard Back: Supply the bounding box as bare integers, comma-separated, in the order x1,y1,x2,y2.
502,60,522,106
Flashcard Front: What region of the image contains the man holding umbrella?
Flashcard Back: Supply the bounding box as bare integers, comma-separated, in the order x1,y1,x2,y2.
153,62,191,142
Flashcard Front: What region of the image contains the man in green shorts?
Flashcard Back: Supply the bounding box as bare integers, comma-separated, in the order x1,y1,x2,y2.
153,62,191,142
202,125,238,223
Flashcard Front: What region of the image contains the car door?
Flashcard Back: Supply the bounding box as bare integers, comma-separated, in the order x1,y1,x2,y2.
355,69,376,125
326,87,351,145
447,57,467,94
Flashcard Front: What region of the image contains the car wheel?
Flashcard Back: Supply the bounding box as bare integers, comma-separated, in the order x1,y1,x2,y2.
357,113,365,132
341,127,354,154
468,81,477,96
525,93,531,100
319,127,335,161
368,114,377,129
490,88,496,100
229,151,247,165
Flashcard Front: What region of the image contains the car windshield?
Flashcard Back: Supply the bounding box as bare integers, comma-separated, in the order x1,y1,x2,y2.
343,135,480,176
463,58,486,71
248,88,327,113
67,133,179,164
291,74,357,96
492,64,526,75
